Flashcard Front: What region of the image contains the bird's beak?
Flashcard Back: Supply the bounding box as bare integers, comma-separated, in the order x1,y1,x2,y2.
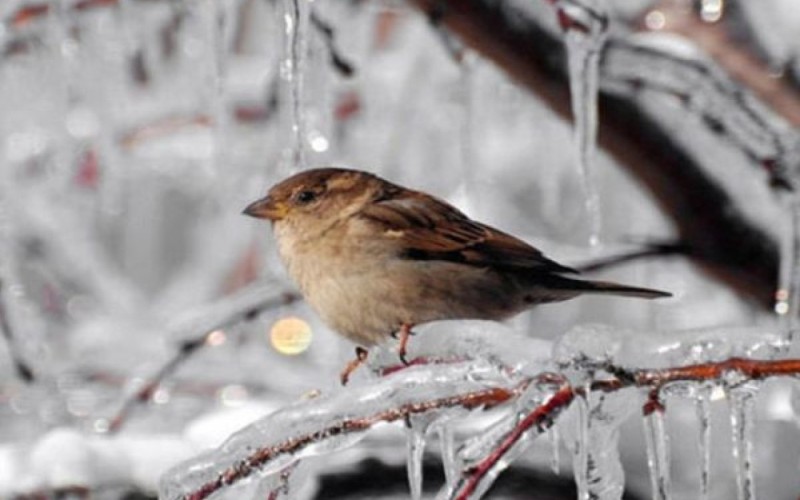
242,195,288,221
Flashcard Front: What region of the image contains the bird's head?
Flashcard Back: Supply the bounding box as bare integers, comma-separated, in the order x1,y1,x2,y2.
243,167,385,234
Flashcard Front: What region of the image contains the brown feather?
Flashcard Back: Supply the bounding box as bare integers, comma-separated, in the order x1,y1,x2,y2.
359,186,577,275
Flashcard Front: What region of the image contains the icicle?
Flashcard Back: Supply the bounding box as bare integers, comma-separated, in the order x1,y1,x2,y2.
438,422,458,488
440,378,572,500
728,385,758,500
559,383,631,500
574,395,590,499
458,51,478,206
695,385,713,500
555,0,608,247
209,0,230,169
549,424,561,475
281,0,312,171
642,405,671,500
570,384,591,499
406,420,427,500
776,194,800,347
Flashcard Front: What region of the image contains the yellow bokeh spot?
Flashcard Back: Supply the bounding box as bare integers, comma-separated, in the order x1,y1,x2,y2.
270,317,313,355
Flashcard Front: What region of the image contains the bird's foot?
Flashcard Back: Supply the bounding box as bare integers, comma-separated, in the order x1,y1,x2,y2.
395,323,414,366
340,347,369,386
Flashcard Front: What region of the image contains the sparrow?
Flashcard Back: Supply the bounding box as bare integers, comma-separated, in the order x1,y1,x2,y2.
244,167,670,383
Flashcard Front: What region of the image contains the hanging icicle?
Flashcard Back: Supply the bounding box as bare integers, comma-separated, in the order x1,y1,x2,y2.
548,424,561,475
406,419,427,500
209,0,230,170
695,384,713,500
776,193,800,348
642,401,671,500
281,0,312,171
554,0,609,247
571,389,591,500
727,384,759,500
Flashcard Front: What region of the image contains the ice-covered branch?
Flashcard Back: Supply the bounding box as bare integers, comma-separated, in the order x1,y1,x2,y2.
406,0,789,307
158,321,800,500
160,360,524,500
442,356,800,500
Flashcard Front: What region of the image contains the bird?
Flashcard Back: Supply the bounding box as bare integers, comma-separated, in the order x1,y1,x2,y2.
243,167,670,383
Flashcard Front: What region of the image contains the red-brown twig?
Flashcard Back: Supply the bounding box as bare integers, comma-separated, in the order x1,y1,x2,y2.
174,354,800,500
184,384,521,500
452,382,576,500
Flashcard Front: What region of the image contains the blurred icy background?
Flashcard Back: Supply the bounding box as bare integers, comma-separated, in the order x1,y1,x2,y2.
0,0,799,498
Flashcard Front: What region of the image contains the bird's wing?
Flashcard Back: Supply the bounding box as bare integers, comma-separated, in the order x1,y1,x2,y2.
358,190,577,274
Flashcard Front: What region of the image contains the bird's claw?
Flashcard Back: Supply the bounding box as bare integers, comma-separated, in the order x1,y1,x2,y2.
340,347,368,386
396,323,414,366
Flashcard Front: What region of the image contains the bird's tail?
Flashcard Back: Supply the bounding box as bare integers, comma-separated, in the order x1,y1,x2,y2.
540,275,672,300
579,279,672,299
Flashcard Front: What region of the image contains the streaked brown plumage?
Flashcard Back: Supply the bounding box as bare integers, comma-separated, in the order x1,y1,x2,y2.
244,167,670,350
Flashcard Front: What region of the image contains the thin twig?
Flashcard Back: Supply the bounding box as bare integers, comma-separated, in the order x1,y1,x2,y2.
107,290,298,433
575,241,687,273
0,280,35,383
310,11,356,77
452,382,575,500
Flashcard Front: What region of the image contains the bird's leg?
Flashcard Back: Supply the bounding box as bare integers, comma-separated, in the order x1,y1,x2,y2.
395,323,414,365
340,347,368,386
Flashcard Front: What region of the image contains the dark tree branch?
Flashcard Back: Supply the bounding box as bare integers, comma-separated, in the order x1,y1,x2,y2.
405,0,787,308
574,241,688,273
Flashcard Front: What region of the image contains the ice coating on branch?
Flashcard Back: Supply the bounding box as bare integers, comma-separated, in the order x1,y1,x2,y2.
642,409,671,500
603,32,800,185
553,323,627,370
615,326,785,368
367,320,554,377
555,0,609,247
558,323,786,371
727,384,759,500
159,358,520,500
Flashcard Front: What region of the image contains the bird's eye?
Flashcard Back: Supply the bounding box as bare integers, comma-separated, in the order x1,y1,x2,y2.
295,190,317,204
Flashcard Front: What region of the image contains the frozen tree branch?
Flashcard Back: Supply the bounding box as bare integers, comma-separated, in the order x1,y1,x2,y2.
406,0,796,307
161,325,800,500
160,357,527,500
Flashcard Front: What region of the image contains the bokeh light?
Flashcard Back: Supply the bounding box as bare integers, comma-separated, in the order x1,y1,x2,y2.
269,317,313,355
